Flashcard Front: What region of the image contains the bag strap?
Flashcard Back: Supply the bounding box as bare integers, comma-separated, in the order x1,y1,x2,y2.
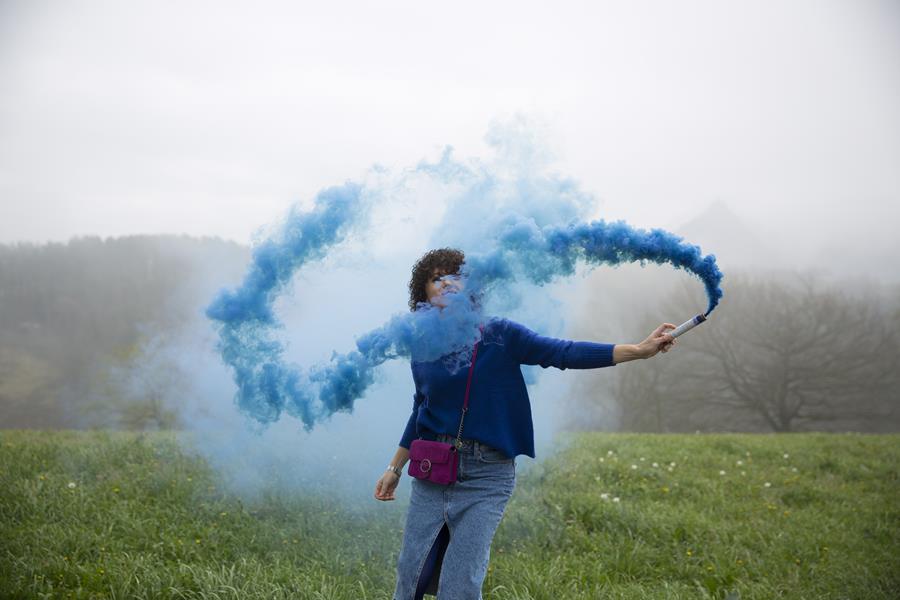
454,328,482,449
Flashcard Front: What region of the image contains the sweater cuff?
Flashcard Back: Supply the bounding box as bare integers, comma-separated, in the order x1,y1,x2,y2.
567,342,616,369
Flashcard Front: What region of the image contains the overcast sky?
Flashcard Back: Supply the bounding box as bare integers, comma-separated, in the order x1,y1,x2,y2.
1,0,899,276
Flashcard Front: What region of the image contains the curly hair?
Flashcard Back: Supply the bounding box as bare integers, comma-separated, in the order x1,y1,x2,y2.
408,248,466,311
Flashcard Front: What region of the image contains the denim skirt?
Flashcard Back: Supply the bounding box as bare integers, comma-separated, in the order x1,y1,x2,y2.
393,434,516,600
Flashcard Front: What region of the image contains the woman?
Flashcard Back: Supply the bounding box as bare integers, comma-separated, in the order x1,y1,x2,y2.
374,248,677,600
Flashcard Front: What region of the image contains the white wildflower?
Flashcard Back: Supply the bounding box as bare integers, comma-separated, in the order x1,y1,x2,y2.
719,470,726,476
791,467,798,473
607,450,614,456
741,471,746,476
783,453,789,459
67,482,76,489
736,460,743,466
640,457,646,462
612,497,621,503
764,482,772,488
652,462,659,468
600,493,610,500
670,462,676,467
631,464,638,470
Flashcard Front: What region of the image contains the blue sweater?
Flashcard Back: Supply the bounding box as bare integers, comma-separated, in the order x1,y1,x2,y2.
399,318,616,459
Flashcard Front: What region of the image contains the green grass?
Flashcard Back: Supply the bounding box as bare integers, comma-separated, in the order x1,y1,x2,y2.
1,431,897,599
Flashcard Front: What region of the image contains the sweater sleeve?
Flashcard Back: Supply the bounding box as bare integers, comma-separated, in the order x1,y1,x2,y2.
503,319,616,370
399,364,425,449
398,392,423,449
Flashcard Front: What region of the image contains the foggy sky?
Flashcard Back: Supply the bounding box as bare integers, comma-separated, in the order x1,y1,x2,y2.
1,0,899,278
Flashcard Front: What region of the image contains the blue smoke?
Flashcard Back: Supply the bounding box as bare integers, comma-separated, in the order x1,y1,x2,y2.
206,144,724,429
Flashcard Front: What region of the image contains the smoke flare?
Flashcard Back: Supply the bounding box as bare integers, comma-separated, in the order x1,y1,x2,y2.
206,144,723,429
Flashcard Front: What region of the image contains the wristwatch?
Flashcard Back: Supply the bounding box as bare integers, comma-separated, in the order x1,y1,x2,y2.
386,464,402,477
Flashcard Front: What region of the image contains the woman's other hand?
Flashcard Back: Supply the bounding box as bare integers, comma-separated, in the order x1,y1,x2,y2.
374,471,400,501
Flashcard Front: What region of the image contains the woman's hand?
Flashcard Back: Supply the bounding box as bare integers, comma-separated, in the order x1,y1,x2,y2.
636,323,677,358
374,471,400,501
613,323,678,364
376,447,409,501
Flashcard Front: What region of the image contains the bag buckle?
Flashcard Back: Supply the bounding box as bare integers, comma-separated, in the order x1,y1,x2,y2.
420,458,432,473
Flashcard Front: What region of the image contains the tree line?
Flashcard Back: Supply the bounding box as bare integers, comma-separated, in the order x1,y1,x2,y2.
567,270,900,433
0,235,247,429
2,236,897,433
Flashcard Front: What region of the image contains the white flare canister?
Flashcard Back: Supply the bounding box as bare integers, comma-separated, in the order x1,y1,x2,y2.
669,314,707,338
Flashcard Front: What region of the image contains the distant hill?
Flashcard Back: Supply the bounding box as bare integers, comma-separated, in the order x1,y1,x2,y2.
0,235,249,429
675,200,777,270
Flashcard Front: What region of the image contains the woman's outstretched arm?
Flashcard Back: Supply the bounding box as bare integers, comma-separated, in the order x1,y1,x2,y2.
613,323,677,364
503,319,677,369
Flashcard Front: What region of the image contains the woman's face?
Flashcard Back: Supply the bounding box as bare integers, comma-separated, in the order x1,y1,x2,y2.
425,268,463,308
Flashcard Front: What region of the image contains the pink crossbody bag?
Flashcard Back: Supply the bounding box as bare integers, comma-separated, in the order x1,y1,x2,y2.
407,340,480,485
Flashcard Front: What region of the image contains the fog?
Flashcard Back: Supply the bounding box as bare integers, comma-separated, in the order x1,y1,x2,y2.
2,0,899,283
2,1,899,504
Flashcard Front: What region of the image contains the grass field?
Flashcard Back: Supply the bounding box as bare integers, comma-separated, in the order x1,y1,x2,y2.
1,431,897,599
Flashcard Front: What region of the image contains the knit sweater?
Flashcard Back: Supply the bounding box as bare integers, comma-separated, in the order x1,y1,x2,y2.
399,318,616,459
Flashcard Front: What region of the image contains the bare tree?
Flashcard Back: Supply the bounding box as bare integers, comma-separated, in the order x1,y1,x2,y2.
84,335,184,430
615,355,667,432
614,272,900,432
